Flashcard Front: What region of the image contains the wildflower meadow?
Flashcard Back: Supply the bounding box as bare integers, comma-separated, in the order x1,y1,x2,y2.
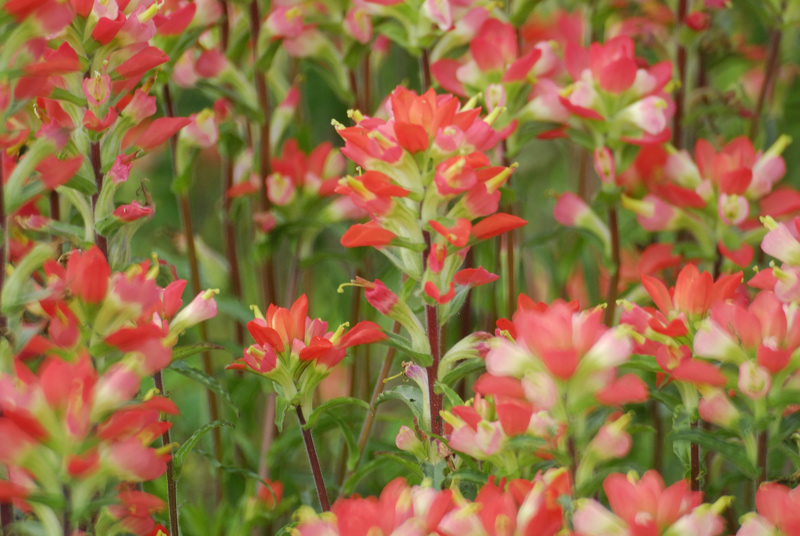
1,0,800,534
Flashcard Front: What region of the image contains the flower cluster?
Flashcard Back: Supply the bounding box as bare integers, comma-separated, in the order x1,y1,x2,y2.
0,246,217,533
619,136,790,265
336,86,524,304
228,294,386,419
293,468,571,536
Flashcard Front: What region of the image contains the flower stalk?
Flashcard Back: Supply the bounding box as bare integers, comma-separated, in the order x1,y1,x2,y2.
153,371,179,536
296,406,330,512
164,84,224,502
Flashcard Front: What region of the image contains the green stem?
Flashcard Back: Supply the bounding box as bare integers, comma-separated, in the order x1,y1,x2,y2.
604,207,621,326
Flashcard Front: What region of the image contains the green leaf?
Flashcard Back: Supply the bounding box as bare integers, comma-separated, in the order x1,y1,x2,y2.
256,39,282,71
383,331,432,366
275,396,290,432
449,469,489,486
565,128,596,150
169,361,240,416
373,21,412,52
376,452,425,480
328,413,362,471
438,284,472,326
63,171,97,196
173,420,234,476
24,220,89,246
172,342,225,362
1,243,56,315
440,359,485,388
342,457,384,495
434,381,464,408
669,429,759,478
303,397,369,429
624,354,662,373
375,385,424,423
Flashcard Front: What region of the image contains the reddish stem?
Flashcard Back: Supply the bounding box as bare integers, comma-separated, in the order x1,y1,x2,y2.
222,155,245,346
163,85,224,502
423,230,443,438
673,0,688,149
419,49,432,92
90,141,108,257
249,0,276,307
296,406,331,511
749,4,785,140
757,430,768,487
153,371,179,536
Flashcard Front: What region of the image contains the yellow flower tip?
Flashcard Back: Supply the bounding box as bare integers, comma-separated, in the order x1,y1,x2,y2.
250,305,265,321
760,215,778,231
202,288,220,300
346,109,364,122
626,470,640,484
331,119,345,130
383,371,405,384
156,442,179,456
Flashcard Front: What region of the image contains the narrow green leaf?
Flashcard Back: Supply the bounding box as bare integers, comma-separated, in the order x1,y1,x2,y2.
343,457,384,495
173,420,234,476
256,39,282,71
328,413,361,471
375,385,423,423
172,342,225,362
434,381,464,408
669,429,759,478
303,396,369,429
169,361,240,416
376,452,425,480
275,396,290,432
1,243,56,315
449,470,489,486
438,285,472,327
383,331,432,366
440,359,485,388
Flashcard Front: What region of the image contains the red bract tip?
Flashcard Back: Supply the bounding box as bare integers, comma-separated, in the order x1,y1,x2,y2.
472,213,527,239
453,267,498,287
341,223,396,247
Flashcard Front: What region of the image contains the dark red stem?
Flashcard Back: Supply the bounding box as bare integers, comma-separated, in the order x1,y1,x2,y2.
153,371,179,536
296,406,330,511
163,85,224,502
420,49,432,92
749,4,785,140
673,0,688,149
423,230,443,438
757,430,768,487
249,0,276,307
222,155,245,346
90,141,107,257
